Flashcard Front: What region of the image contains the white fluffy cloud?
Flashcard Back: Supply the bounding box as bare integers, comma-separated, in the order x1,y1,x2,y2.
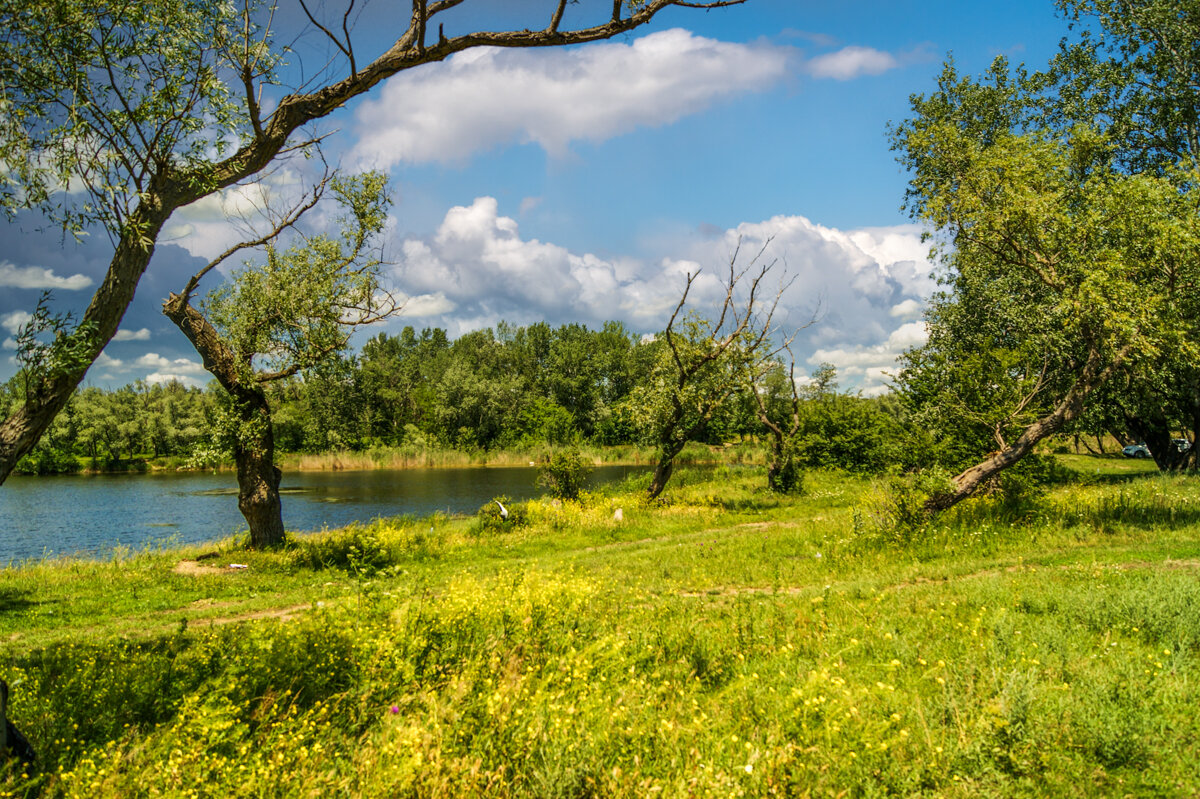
1,310,32,336
808,322,928,396
351,29,790,168
805,45,900,80
384,197,934,395
145,372,205,387
0,261,93,291
112,327,151,342
135,353,208,376
163,169,307,260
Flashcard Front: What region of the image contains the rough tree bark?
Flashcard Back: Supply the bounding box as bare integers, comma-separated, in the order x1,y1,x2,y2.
751,357,803,494
163,293,285,547
925,345,1130,513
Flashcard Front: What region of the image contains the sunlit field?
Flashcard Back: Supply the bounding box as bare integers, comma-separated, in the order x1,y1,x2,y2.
1,454,1197,797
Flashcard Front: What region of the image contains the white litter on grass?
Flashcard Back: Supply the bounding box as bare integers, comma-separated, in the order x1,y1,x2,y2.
229,564,249,570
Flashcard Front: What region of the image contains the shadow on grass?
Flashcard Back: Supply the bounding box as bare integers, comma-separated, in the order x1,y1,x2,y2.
0,586,39,614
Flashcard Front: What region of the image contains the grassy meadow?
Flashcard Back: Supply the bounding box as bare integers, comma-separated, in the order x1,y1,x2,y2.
1,454,1199,796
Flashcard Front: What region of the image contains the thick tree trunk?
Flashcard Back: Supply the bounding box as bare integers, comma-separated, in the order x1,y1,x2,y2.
164,293,286,547
0,198,175,483
765,428,788,492
648,454,677,500
648,435,691,500
926,347,1124,513
233,390,286,548
1126,414,1191,472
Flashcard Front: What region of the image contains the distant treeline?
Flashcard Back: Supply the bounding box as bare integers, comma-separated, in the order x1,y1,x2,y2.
2,320,909,474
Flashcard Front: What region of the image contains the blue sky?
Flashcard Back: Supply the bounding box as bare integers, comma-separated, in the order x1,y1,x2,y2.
0,0,1070,395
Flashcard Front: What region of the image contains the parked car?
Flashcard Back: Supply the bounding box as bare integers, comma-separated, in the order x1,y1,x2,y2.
1123,442,1151,459
1123,439,1191,459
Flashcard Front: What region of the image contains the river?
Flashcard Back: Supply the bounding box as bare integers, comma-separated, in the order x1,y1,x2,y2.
0,464,647,562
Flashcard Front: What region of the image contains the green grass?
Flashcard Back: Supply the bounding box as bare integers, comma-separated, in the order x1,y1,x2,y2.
1,459,1199,796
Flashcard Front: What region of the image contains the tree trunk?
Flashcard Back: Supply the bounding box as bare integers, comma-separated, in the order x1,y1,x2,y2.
648,454,676,500
233,389,286,548
648,436,690,500
163,293,286,547
925,346,1124,513
0,197,175,483
1126,414,1191,472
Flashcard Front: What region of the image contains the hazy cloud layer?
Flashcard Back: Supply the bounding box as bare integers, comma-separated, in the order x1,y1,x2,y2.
384,198,934,395
351,29,791,168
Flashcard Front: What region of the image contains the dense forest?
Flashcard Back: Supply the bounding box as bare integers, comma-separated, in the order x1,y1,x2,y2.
1,320,908,475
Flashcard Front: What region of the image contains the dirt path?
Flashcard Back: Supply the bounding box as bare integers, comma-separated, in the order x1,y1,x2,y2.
679,555,1200,600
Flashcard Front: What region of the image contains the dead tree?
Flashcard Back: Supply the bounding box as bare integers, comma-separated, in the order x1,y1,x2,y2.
636,240,787,499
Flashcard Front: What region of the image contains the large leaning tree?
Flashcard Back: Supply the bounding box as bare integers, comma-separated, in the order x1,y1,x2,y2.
165,171,394,547
892,57,1200,513
1041,0,1200,469
0,0,748,486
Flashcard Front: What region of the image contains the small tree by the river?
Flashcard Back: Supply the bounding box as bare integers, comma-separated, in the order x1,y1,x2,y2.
163,171,396,548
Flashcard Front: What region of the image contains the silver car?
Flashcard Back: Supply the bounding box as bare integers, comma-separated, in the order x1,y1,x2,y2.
1123,442,1151,459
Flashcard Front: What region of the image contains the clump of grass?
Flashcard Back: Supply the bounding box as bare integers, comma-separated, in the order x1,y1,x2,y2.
469,495,529,536
288,516,448,573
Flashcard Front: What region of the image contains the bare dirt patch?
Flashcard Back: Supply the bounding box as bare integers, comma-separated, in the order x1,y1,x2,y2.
173,560,247,577
201,604,310,626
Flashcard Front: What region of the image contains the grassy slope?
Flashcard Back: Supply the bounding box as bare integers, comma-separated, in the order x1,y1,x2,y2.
2,455,1198,796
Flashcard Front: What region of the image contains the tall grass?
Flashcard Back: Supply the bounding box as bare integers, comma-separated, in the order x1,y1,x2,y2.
1,459,1199,795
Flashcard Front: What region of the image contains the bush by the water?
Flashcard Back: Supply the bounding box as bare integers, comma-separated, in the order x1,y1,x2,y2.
536,448,592,501
471,495,528,535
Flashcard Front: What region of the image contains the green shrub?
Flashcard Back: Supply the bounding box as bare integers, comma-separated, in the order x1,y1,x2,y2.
537,448,592,501
290,524,394,575
471,495,528,535
14,443,80,475
854,469,954,547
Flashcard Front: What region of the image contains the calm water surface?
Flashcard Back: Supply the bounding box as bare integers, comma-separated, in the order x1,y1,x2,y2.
0,465,646,562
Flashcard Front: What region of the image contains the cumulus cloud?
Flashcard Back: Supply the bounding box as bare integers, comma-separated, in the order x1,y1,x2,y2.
808,322,928,396
1,310,32,336
351,29,790,168
0,261,93,290
805,45,900,80
95,352,123,369
162,169,308,261
135,352,208,376
112,327,151,342
383,197,934,394
890,299,922,319
396,291,457,317
145,372,205,388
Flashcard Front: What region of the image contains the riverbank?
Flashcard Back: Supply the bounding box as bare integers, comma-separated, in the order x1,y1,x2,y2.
25,440,765,477
0,455,1195,795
